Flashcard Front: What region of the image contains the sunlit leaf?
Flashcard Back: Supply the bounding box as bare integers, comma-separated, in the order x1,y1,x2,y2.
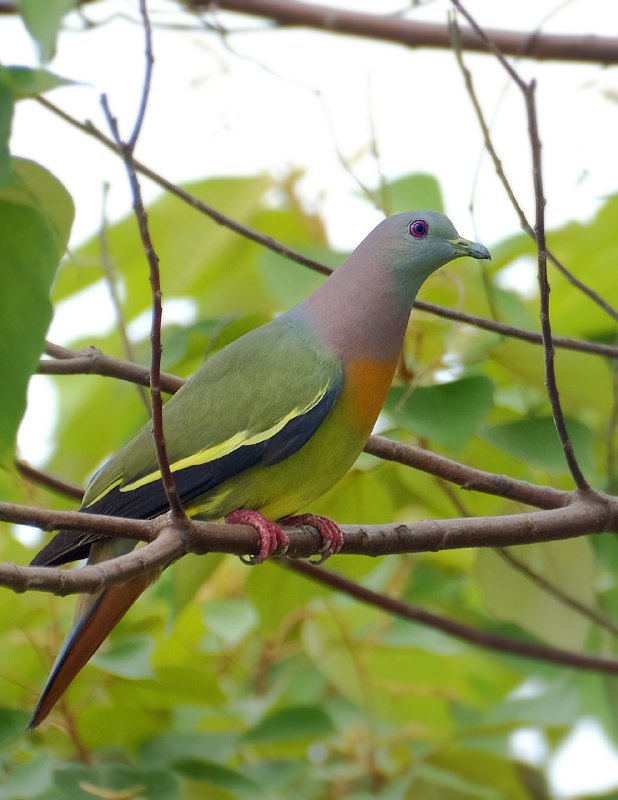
18,0,79,62
385,375,495,450
0,158,73,464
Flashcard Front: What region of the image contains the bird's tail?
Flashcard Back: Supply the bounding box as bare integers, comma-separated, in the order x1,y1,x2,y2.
29,569,160,729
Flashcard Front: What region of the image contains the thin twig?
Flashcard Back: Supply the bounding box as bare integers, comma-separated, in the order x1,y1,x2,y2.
450,0,589,490
496,549,618,637
525,82,588,490
414,301,618,359
449,14,618,326
128,0,154,148
99,1,186,520
285,559,618,675
15,460,84,502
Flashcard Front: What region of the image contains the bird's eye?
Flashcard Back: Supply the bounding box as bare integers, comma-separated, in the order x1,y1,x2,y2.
409,219,429,239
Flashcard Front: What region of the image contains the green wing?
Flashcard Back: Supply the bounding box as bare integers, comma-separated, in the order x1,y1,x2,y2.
33,319,342,566
90,317,342,514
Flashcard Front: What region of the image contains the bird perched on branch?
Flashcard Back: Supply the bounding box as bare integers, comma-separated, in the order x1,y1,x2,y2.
29,210,489,728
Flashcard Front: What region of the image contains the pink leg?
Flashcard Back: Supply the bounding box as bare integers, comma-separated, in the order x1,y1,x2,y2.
280,513,343,563
225,509,289,565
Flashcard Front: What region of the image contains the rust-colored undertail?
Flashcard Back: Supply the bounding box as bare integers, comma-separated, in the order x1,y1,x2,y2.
29,571,160,729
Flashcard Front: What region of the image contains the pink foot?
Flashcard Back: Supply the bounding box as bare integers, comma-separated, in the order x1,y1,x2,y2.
225,509,289,565
280,513,343,563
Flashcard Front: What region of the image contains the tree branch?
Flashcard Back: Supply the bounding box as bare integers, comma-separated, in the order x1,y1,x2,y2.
286,559,618,676
496,549,618,638
99,1,187,521
15,460,84,502
449,1,590,490
203,0,618,65
449,18,618,327
1,491,616,595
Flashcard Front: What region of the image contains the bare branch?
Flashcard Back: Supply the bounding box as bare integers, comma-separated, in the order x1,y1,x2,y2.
41,342,184,393
203,0,618,65
524,81,588,490
286,559,618,675
450,0,590,490
450,18,618,326
100,10,186,520
1,491,616,595
497,549,618,638
15,460,84,502
128,0,154,148
414,301,618,360
364,437,568,511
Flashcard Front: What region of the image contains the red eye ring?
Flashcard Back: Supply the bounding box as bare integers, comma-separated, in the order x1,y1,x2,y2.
409,219,429,239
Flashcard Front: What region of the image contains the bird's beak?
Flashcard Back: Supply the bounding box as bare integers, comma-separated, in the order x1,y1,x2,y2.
449,237,491,260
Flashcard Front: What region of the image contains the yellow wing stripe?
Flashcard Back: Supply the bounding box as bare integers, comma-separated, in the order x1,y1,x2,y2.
117,384,331,495
84,477,123,509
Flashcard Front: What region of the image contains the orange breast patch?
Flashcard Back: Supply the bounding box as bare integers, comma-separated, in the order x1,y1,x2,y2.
343,357,399,432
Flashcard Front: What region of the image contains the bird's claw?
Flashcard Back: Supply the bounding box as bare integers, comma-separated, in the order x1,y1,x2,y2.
225,509,290,565
280,513,343,564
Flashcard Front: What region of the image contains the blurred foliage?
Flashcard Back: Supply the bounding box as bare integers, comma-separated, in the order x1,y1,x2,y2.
0,164,616,798
0,36,617,798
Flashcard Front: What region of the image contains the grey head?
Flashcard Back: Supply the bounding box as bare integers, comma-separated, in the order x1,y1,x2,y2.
357,210,491,300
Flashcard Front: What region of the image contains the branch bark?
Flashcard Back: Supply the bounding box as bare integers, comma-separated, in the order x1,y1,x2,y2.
287,559,618,675
1,491,615,596
204,0,618,65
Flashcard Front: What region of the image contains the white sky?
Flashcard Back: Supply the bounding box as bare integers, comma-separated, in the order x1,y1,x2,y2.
3,1,618,795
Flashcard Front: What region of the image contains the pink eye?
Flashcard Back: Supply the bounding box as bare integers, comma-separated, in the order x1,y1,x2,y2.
409,219,429,238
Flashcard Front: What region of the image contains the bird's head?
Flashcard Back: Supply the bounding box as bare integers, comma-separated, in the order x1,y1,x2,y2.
368,210,491,300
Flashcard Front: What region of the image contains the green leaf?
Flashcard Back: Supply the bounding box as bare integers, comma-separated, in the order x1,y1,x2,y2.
385,376,495,450
202,598,258,648
385,173,444,214
0,158,74,464
0,86,13,184
53,763,180,800
18,0,79,63
244,705,335,744
0,754,54,800
0,65,74,98
140,732,239,769
91,635,155,679
476,540,596,649
0,708,29,747
482,415,595,474
174,761,265,799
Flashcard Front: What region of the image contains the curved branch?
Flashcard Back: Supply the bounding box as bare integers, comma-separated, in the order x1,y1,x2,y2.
287,559,618,675
364,436,567,510
1,491,616,595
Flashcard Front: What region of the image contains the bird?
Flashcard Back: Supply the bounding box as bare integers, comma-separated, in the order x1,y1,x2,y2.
28,210,490,728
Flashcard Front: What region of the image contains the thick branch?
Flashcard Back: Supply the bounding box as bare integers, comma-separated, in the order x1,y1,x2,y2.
205,0,618,65
1,492,616,595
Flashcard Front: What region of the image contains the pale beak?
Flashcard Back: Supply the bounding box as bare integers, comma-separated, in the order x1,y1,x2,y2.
450,237,491,260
